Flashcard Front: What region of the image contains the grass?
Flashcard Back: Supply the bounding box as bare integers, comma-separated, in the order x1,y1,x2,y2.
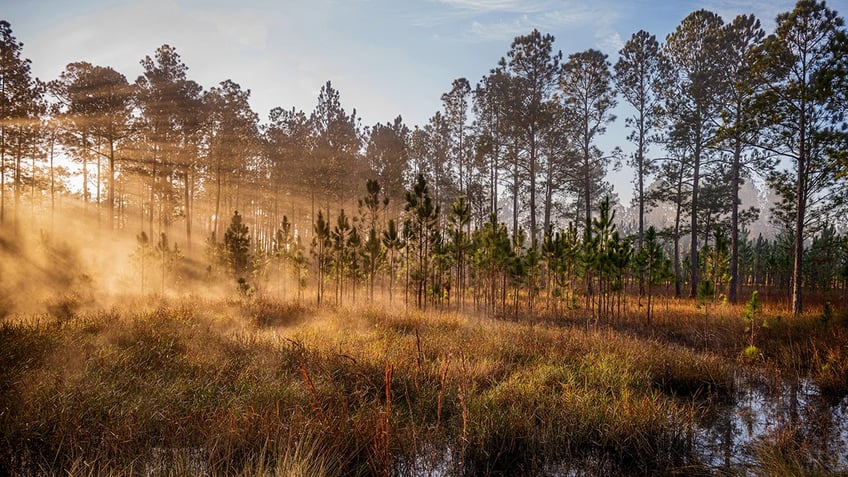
0,295,845,476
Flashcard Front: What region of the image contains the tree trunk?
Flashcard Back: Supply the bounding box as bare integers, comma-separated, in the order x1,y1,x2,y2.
490,121,500,217
388,249,395,304
82,135,89,216
139,180,144,233
96,144,102,227
512,160,519,236
689,132,701,298
529,134,538,247
14,135,21,231
637,108,646,297
673,177,684,298
49,133,55,231
1,142,5,224
792,95,807,316
543,156,553,237
109,139,115,230
729,134,742,304
214,163,222,242
637,99,646,249
184,170,192,253
30,154,35,222
583,138,592,234
148,162,155,239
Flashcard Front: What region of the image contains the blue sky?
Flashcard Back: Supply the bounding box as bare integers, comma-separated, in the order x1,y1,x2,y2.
3,0,839,202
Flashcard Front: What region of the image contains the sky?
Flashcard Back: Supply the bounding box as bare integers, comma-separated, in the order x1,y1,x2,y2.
3,0,843,203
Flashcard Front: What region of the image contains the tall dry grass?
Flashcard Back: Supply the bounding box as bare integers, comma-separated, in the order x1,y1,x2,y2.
0,294,845,476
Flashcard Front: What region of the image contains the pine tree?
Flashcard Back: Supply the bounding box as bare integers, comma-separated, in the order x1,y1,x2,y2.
757,0,848,314
54,61,132,230
662,10,725,299
0,21,42,230
614,30,665,250
135,45,207,242
347,225,363,304
382,218,403,304
359,180,388,302
743,290,761,352
155,232,181,295
608,232,632,323
637,226,664,324
405,174,439,309
289,234,308,304
362,226,384,303
331,209,352,305
703,229,731,301
712,14,770,304
272,216,292,299
223,210,251,281
560,49,618,234
508,228,528,316
133,231,152,294
586,197,620,322
501,29,562,246
311,210,332,305
447,196,471,309
365,119,410,210
310,81,363,211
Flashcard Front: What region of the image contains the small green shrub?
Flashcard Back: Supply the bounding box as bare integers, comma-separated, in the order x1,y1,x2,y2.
744,345,762,360
744,291,760,338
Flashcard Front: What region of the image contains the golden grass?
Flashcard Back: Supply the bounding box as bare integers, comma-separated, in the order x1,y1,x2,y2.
0,295,845,475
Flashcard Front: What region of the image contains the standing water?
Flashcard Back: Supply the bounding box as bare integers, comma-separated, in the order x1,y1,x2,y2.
696,372,848,474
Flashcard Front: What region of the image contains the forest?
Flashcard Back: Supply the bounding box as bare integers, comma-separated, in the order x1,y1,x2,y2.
1,0,848,475
1,3,848,313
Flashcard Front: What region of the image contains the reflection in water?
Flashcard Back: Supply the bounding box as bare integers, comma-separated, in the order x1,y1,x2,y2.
124,375,848,476
696,373,848,474
409,373,848,476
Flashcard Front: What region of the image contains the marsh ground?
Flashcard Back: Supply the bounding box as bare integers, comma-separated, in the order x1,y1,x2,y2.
1,295,846,476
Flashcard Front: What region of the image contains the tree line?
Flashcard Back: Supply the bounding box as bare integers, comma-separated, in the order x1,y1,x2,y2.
1,0,847,315
198,177,847,324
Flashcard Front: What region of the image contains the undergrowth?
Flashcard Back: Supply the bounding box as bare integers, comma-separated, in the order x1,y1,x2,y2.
0,296,845,476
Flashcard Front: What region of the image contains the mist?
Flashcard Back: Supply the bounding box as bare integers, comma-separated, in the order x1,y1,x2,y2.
0,198,280,320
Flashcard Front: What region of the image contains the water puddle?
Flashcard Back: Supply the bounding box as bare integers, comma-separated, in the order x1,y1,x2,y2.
696,373,848,474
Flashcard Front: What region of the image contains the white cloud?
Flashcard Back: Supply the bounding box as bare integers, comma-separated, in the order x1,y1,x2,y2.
464,8,591,42
413,0,562,28
469,17,533,42
431,0,554,13
539,10,590,27
596,31,624,53
459,5,596,42
591,8,623,54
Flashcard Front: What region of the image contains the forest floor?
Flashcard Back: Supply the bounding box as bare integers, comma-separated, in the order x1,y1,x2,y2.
1,294,847,476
